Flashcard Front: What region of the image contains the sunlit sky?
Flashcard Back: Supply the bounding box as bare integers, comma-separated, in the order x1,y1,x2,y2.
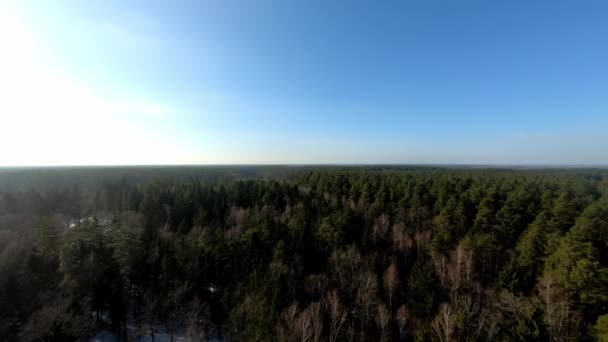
1,0,607,166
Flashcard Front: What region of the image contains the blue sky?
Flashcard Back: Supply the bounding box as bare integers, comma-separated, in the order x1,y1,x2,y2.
1,0,607,165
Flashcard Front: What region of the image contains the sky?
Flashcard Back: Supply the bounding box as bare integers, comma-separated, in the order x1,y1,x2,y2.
0,0,607,166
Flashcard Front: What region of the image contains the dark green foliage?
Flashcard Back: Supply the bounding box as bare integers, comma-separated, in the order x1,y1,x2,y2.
0,166,607,341
407,257,440,318
594,314,608,342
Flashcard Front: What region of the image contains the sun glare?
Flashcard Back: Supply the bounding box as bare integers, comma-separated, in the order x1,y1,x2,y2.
0,4,195,166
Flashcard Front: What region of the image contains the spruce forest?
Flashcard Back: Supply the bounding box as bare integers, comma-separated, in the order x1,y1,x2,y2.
1,166,607,341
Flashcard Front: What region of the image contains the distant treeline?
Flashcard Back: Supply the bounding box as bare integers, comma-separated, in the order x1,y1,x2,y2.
0,166,301,193
1,167,607,341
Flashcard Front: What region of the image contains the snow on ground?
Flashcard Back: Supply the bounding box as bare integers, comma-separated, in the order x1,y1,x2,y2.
89,324,224,342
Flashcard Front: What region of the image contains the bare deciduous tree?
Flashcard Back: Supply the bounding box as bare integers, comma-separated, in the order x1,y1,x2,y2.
329,245,362,296
295,302,323,342
357,271,378,326
308,302,323,342
279,303,300,341
383,261,399,309
325,290,348,342
432,243,473,292
431,243,482,340
375,303,391,342
225,206,247,240
413,229,431,253
296,309,312,342
392,222,413,261
432,303,455,342
537,273,581,341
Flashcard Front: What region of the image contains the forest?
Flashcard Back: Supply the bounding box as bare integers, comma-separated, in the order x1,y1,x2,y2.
1,166,607,341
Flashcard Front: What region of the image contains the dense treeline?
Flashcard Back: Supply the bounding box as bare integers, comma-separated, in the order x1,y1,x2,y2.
1,168,608,341
0,166,300,193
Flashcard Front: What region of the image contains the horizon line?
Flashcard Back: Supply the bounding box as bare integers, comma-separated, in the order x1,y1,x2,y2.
1,163,608,169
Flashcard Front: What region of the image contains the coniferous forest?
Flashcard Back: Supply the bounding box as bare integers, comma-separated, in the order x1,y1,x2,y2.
1,166,608,341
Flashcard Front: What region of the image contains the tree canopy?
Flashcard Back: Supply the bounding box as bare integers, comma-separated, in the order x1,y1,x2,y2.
1,166,607,341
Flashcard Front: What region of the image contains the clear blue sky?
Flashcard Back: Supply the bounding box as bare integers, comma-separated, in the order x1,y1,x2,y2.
1,0,607,165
